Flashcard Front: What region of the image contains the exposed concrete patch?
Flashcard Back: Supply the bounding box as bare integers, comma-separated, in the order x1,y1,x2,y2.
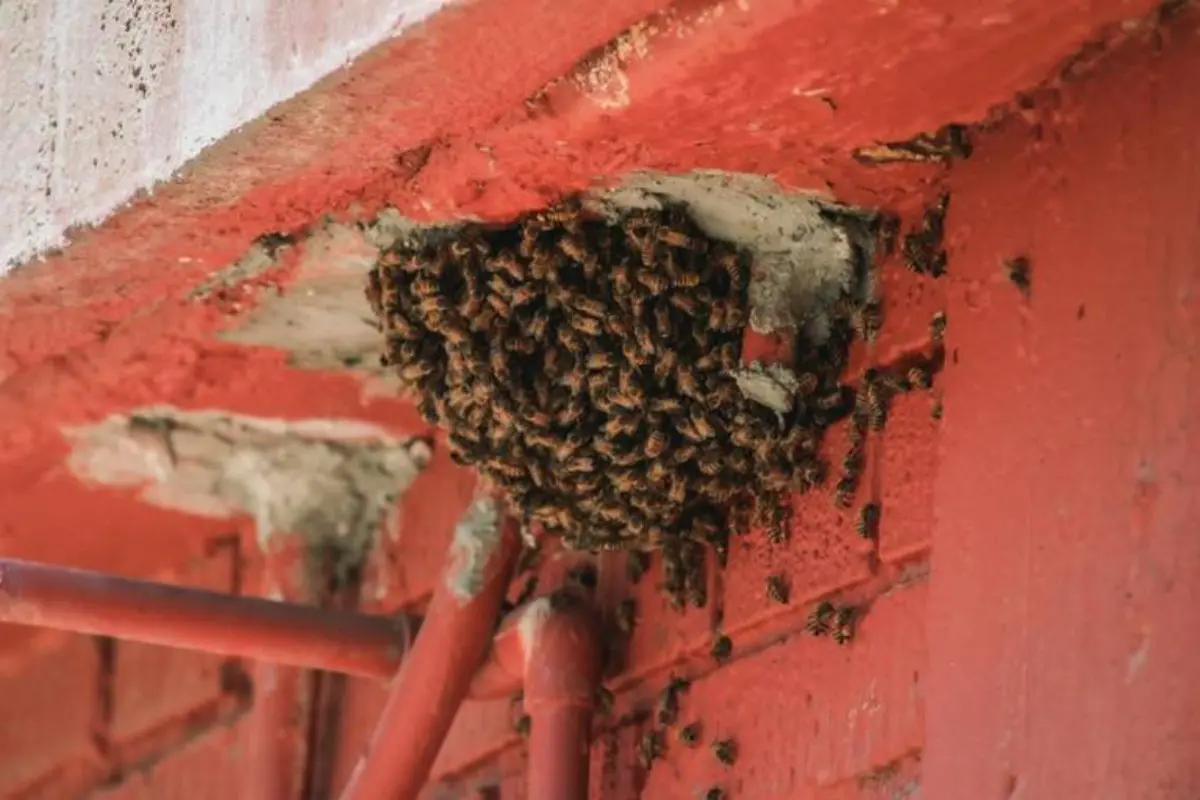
65,407,432,568
445,495,502,604
187,238,289,299
732,361,801,414
218,220,389,373
517,597,554,665
588,171,874,343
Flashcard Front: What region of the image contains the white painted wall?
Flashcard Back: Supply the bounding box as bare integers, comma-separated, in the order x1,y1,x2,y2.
0,0,445,273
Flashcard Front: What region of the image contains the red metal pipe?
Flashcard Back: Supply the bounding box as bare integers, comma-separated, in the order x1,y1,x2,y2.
0,558,414,678
470,591,602,800
338,496,522,800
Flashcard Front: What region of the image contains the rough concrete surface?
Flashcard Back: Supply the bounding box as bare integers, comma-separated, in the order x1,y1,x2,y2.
65,408,432,560
0,0,446,272
594,171,872,341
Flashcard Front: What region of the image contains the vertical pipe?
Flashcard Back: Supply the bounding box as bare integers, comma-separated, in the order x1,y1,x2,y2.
527,705,594,800
338,497,521,800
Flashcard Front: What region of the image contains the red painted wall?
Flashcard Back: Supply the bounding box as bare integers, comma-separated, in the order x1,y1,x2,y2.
0,1,1196,798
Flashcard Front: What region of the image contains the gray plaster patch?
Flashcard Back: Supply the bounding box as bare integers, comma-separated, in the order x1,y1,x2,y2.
589,170,875,342
732,361,802,415
445,495,502,604
218,221,390,373
188,239,285,299
65,408,432,567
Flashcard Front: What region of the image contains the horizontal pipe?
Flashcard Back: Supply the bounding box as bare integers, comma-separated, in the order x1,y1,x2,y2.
0,558,413,679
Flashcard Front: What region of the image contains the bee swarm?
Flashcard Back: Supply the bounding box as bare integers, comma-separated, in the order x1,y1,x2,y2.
367,195,866,608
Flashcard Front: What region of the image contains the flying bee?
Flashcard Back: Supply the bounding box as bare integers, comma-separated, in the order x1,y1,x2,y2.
679,722,702,747
907,364,932,390
856,501,881,538
711,739,738,767
766,574,790,604
805,600,835,636
930,309,947,341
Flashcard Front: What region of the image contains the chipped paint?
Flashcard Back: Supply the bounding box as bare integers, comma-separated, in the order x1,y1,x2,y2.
445,495,503,604
65,408,432,566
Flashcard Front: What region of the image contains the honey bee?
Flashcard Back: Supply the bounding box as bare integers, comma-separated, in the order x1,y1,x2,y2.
853,300,884,342
832,606,856,645
512,714,532,738
637,730,665,769
907,365,932,390
570,314,603,336
644,430,668,459
710,633,732,664
485,293,511,317
398,360,435,383
766,574,790,604
672,271,702,289
635,323,657,355
655,674,689,726
704,788,726,800
595,685,615,715
1005,255,1032,295
658,228,700,250
834,476,856,508
636,271,670,295
679,722,702,747
610,470,641,494
711,738,738,767
714,250,745,287
689,407,716,439
805,600,835,636
930,309,947,341
856,502,881,538
489,251,525,281
698,453,723,477
931,395,944,420
795,371,820,396
574,295,608,319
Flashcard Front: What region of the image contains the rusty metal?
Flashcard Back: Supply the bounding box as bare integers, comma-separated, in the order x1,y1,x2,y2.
0,557,414,678
338,499,523,800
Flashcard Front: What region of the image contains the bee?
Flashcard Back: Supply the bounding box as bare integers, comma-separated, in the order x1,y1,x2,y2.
570,314,603,336
711,738,738,767
842,443,865,476
586,352,615,371
861,382,887,431
398,360,435,383
595,685,615,716
930,309,947,342
672,271,702,289
654,302,673,337
650,396,683,414
698,453,723,477
574,296,608,319
635,323,657,355
679,722,702,747
834,476,856,508
907,364,932,390
604,414,640,438
655,674,689,726
704,788,727,800
766,573,790,604
558,235,590,264
644,430,668,459
853,300,884,342
832,606,856,645
667,475,689,505
411,274,439,298
636,271,671,295
513,714,532,737
1005,255,1032,295
489,251,525,281
856,502,881,538
616,598,637,633
676,365,705,398
710,633,733,664
805,600,835,636
610,470,641,494
714,250,745,288
510,284,539,308
689,406,717,439
658,228,702,250
794,371,820,396
637,730,665,769
816,388,846,411
931,395,944,420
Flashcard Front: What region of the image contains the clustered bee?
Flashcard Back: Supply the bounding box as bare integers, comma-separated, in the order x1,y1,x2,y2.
832,606,856,645
804,600,836,636
901,193,950,277
627,550,650,584
367,195,861,609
